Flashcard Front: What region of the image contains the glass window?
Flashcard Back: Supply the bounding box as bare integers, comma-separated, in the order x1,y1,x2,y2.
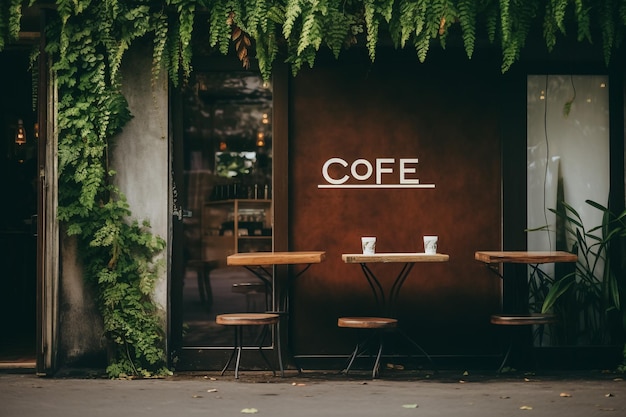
527,74,610,345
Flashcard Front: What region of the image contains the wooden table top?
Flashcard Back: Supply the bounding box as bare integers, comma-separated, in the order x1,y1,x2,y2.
474,251,578,264
342,252,449,264
227,251,326,266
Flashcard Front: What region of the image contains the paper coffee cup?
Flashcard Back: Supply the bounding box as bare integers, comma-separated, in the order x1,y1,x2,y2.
361,237,376,255
423,235,438,254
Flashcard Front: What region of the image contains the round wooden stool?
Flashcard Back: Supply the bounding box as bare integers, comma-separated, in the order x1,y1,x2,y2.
338,317,398,378
490,313,556,372
216,313,282,379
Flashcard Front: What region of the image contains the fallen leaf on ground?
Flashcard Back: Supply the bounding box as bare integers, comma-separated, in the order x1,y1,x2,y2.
402,404,418,408
605,393,614,397
241,408,258,414
192,395,203,398
207,389,218,393
520,405,533,410
560,392,572,397
499,396,510,399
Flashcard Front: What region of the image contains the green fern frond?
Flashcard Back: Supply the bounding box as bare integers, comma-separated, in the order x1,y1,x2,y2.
0,0,22,50
255,29,277,81
324,9,351,58
436,0,459,49
392,0,427,48
573,0,592,42
176,1,195,80
550,0,570,33
414,30,431,62
379,0,395,22
458,0,478,58
363,0,378,61
483,0,500,43
501,34,521,72
498,0,539,71
151,12,168,86
284,0,304,38
500,0,511,43
543,0,568,51
267,2,286,24
208,1,229,53
298,9,323,54
598,0,616,66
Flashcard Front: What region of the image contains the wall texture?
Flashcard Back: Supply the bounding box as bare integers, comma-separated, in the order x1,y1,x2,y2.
288,48,504,358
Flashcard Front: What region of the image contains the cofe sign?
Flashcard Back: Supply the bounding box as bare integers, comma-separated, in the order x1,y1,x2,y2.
318,157,435,189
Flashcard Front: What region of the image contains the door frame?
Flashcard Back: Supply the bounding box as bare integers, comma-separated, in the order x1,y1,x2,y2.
34,7,60,376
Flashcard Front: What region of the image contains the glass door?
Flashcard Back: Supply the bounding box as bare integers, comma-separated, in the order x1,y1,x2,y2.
172,67,274,368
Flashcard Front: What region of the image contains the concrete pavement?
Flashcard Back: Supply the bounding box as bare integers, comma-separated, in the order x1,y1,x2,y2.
1,369,625,417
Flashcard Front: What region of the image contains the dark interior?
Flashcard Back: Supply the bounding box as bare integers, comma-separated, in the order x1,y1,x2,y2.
0,47,38,365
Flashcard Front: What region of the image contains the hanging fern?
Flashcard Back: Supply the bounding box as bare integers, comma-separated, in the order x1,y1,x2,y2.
500,0,540,72
598,0,617,66
457,0,478,58
207,1,231,54
573,0,592,44
543,0,569,52
151,11,168,87
0,0,23,50
363,0,380,61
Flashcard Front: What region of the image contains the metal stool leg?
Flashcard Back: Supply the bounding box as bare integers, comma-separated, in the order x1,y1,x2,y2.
275,320,285,377
372,331,384,379
342,341,362,375
221,326,244,379
256,325,277,377
497,341,513,373
341,331,377,376
397,328,437,372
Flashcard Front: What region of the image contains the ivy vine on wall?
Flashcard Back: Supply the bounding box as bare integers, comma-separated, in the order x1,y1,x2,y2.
1,0,625,378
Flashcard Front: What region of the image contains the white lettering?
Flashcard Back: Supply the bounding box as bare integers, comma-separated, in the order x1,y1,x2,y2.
375,158,395,184
399,158,420,184
318,157,433,188
322,157,349,185
351,159,373,181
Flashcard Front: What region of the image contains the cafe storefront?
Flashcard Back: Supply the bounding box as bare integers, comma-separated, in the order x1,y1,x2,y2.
2,6,624,375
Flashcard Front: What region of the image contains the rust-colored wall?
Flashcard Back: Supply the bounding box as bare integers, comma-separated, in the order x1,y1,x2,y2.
288,50,503,358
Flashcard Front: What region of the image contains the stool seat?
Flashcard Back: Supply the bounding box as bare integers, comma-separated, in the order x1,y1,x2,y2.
490,314,556,326
338,317,398,329
215,313,282,379
337,317,400,379
216,313,280,326
490,313,556,373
